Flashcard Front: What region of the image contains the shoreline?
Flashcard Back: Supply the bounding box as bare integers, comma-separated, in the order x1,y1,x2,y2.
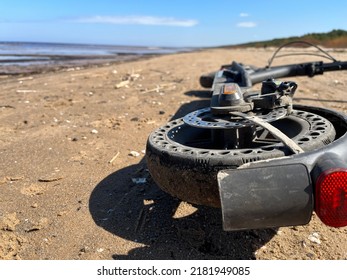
0,53,160,76
0,41,195,76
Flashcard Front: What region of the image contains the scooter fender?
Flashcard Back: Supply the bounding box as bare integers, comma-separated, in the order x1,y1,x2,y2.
218,163,313,231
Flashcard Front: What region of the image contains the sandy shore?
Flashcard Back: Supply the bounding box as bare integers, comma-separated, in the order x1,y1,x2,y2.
0,48,347,260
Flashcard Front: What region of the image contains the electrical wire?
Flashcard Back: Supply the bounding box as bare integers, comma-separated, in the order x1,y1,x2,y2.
266,41,337,68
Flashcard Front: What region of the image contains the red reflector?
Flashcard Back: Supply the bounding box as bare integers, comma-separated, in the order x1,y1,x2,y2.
315,169,347,228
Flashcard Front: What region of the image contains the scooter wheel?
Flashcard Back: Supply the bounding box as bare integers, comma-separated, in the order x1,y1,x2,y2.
146,109,336,207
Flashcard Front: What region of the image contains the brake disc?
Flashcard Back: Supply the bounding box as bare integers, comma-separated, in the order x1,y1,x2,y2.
183,107,288,129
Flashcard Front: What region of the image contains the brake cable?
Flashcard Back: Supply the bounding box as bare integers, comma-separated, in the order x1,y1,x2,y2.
229,111,305,155
266,41,338,68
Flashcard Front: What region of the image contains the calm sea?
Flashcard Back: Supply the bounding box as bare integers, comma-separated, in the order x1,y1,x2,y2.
0,42,193,74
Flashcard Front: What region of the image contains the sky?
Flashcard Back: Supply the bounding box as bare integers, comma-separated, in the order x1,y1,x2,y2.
1,0,346,47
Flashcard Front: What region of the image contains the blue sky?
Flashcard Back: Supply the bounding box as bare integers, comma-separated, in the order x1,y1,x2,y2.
1,0,346,47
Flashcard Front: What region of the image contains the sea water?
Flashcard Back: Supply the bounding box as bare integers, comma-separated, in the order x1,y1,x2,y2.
0,42,193,72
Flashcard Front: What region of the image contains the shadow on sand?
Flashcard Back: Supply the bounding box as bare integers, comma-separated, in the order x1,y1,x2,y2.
89,90,277,259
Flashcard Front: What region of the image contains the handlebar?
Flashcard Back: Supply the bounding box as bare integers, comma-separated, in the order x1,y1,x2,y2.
249,61,347,85
200,60,347,88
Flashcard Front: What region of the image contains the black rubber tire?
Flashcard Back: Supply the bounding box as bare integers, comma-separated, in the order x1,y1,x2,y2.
146,109,336,207
199,71,216,88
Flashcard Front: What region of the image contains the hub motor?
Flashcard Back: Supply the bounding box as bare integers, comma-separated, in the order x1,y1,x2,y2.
146,78,336,207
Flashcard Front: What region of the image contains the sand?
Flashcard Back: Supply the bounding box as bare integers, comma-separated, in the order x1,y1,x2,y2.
0,47,347,260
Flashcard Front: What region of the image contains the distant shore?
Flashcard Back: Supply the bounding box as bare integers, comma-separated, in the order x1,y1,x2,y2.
0,41,195,75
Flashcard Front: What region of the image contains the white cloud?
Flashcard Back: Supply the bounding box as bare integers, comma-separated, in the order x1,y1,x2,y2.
74,15,198,27
239,13,249,17
237,21,257,28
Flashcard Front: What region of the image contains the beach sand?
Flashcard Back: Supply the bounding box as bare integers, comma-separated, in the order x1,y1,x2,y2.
0,48,347,260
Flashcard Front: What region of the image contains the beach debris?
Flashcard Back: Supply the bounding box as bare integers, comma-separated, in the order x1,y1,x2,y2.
141,85,161,94
308,232,321,244
0,105,15,109
16,90,37,93
9,176,24,182
66,67,81,72
57,211,67,217
79,246,91,254
123,69,141,81
333,79,344,85
108,151,120,164
38,176,63,183
140,83,176,94
114,70,142,89
31,203,38,209
143,199,154,205
24,217,49,232
129,151,140,157
115,80,130,89
91,129,98,134
130,117,139,122
125,73,141,81
1,176,24,183
132,178,147,184
96,248,104,253
38,172,63,183
306,253,315,259
17,76,33,81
